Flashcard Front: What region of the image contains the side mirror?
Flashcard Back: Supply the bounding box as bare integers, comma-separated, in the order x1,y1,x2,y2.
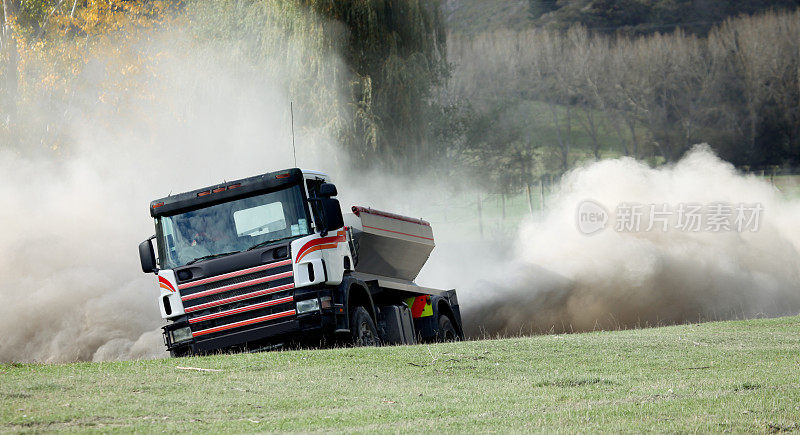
319,197,344,236
139,237,158,274
319,183,337,197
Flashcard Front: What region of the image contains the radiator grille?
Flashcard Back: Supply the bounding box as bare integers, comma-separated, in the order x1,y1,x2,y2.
177,259,295,339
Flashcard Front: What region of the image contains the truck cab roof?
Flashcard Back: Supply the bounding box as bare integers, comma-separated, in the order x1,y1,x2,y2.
150,168,330,218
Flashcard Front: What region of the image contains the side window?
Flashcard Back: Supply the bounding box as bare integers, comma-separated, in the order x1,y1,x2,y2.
158,217,178,268
306,178,323,230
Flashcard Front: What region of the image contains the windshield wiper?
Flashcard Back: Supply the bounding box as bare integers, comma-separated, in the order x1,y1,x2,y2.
247,236,296,251
186,250,241,265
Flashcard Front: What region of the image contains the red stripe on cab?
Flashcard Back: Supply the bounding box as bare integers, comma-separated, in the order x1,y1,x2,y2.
181,271,294,302
184,283,295,313
177,260,292,290
158,276,176,292
295,230,346,262
188,296,294,324
192,310,296,337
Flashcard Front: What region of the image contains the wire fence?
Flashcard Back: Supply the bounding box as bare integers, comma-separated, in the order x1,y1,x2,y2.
414,172,800,243
409,180,557,242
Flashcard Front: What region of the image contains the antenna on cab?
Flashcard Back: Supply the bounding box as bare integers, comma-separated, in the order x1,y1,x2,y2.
290,102,297,168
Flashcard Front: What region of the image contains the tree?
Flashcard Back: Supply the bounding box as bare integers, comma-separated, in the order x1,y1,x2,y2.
304,0,449,170
184,0,449,172
1,0,19,127
528,0,559,20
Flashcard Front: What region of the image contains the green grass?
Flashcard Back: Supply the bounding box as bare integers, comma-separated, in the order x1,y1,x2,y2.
772,174,800,198
515,99,631,163
2,316,800,432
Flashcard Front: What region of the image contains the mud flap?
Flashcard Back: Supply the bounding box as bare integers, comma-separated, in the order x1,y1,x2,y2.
377,304,417,345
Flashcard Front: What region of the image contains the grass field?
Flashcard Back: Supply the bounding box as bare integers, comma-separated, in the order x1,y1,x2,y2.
2,316,799,432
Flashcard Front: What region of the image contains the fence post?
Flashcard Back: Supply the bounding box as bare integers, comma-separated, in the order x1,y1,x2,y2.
477,193,483,240
501,193,506,222
539,178,545,217
526,183,534,218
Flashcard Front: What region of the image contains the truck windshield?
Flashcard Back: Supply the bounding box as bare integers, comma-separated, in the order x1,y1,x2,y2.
157,185,310,269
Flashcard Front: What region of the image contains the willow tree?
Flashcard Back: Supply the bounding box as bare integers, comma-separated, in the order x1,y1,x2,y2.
1,0,18,133
302,0,449,169
187,0,448,171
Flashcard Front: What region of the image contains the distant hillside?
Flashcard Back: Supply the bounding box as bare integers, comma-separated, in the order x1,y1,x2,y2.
445,0,800,35
443,0,530,34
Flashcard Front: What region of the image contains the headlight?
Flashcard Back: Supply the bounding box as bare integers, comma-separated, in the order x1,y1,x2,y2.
170,326,193,343
296,298,320,314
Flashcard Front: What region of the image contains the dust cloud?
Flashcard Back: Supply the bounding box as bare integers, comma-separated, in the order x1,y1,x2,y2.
459,146,800,337
0,27,347,362
3,25,800,363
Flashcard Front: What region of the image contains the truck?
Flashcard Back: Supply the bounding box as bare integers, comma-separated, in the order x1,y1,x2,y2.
138,168,463,356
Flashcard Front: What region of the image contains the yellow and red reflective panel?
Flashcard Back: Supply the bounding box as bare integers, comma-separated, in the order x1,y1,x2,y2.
404,295,433,318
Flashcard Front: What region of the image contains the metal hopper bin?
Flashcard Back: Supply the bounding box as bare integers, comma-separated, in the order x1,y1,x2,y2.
345,206,435,281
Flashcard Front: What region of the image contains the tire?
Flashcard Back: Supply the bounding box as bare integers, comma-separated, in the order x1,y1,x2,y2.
170,346,190,358
436,315,459,342
350,306,379,347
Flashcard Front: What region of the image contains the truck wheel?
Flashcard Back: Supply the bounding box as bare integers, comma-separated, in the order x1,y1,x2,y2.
436,315,458,342
170,347,190,358
350,306,379,347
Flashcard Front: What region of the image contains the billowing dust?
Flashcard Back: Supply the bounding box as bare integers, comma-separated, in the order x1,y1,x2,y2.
457,146,800,337
2,27,799,362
